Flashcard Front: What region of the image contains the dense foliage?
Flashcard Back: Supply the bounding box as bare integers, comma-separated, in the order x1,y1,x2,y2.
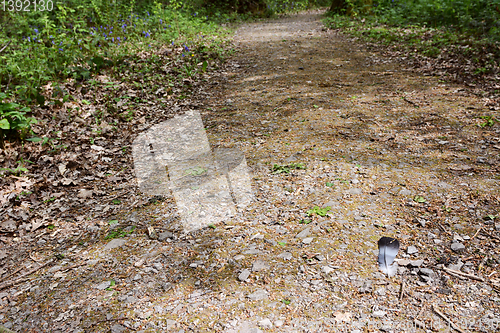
331,0,500,41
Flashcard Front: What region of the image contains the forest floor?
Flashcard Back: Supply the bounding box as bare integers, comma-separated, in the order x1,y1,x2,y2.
1,9,500,333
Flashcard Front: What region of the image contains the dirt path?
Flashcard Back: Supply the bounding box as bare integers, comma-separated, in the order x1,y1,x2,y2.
3,10,500,333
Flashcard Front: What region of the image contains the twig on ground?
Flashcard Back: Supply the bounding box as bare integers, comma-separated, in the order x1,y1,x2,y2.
0,259,54,291
442,267,484,282
432,304,466,333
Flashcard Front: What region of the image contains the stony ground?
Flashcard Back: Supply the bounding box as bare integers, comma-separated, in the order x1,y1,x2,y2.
1,10,500,333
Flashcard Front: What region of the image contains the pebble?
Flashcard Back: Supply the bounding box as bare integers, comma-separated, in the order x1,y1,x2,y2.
111,324,126,333
104,239,127,250
419,268,434,276
302,237,314,244
247,289,268,301
372,310,387,318
399,189,412,196
258,318,273,329
296,227,311,238
410,260,424,267
451,242,465,252
158,231,174,241
277,252,292,260
252,260,269,272
348,188,362,195
395,259,410,266
407,246,418,254
95,281,111,290
321,266,335,274
274,320,284,327
239,269,251,281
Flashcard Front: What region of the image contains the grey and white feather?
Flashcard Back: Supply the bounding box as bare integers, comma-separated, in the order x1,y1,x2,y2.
377,237,400,277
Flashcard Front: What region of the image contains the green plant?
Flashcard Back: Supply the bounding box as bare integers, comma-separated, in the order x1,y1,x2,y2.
413,195,426,203
0,93,36,147
271,163,306,174
105,226,135,239
307,206,331,217
478,116,497,127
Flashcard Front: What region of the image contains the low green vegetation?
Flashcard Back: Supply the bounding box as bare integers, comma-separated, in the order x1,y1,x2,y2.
325,0,500,82
271,162,306,174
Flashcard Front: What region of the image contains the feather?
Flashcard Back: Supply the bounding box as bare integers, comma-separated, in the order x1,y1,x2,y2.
378,237,400,277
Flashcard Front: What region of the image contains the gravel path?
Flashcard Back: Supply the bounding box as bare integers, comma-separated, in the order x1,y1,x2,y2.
2,10,500,333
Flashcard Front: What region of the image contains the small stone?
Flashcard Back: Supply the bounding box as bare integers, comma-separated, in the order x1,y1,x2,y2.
274,320,284,327
258,318,273,329
375,287,386,296
451,242,465,252
296,227,311,238
277,252,292,260
104,239,127,250
234,255,245,260
348,188,362,195
372,310,387,318
239,269,251,281
419,268,434,276
252,260,269,272
399,189,412,196
302,237,314,244
243,249,262,255
247,289,268,301
395,259,410,266
95,281,111,290
166,319,177,329
410,260,424,267
0,220,17,232
407,246,418,254
158,231,173,241
321,266,335,274
111,324,126,333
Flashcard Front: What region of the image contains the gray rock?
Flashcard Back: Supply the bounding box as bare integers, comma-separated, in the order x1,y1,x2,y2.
126,296,138,303
413,217,427,227
395,259,410,266
111,324,126,333
448,261,464,271
321,266,335,274
419,268,434,276
95,281,111,290
407,246,418,254
495,223,500,231
302,237,314,244
258,318,273,329
239,269,251,281
372,310,387,318
274,320,284,327
375,287,386,296
243,249,262,255
234,255,245,260
277,252,292,260
158,231,173,241
451,242,465,252
247,289,268,301
410,260,424,267
104,239,127,250
0,219,17,232
399,189,412,196
296,227,311,238
348,188,362,195
166,319,177,329
252,260,269,272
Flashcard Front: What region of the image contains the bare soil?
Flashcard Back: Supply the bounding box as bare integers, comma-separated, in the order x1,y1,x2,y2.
1,10,500,333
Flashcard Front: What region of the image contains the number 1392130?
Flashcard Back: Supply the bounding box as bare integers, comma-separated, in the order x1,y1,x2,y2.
2,0,54,11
